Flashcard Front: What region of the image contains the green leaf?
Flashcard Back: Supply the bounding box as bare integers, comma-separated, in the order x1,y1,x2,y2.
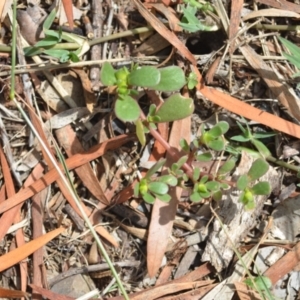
134,182,140,197
218,158,236,175
179,6,218,32
158,175,178,186
230,135,251,142
35,36,58,47
253,276,272,291
187,72,198,89
115,97,140,122
135,119,146,146
151,66,186,92
220,183,229,189
208,121,229,137
180,138,190,152
190,192,203,202
212,190,222,201
43,49,70,59
207,138,225,151
252,132,276,139
196,152,212,162
43,29,61,39
155,94,194,122
279,37,300,66
199,175,209,184
43,8,57,30
176,155,188,168
68,52,80,62
101,62,117,86
206,181,220,191
24,46,44,56
237,174,248,190
247,158,269,181
149,104,157,116
251,182,271,195
128,67,160,87
239,190,254,207
193,167,201,181
148,182,169,195
251,139,271,158
146,159,166,179
143,192,156,204
155,193,171,202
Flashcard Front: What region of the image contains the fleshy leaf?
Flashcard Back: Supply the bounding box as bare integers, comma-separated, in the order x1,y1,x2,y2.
158,175,178,186
190,192,203,202
230,135,251,142
218,158,236,175
100,62,117,86
196,152,212,161
247,158,269,181
237,174,248,190
148,182,169,195
135,119,146,146
145,158,166,178
155,94,194,122
134,182,140,198
128,67,160,87
208,121,229,138
43,8,57,30
206,181,220,191
155,193,171,202
151,66,186,92
180,138,190,152
207,139,225,151
143,192,156,204
251,182,271,195
193,167,201,181
115,97,140,122
212,190,222,201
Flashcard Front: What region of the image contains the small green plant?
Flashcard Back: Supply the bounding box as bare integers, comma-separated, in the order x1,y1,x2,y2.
279,36,300,78
186,71,198,89
195,121,229,151
230,120,275,158
134,159,177,204
100,62,194,141
236,158,271,210
179,5,218,33
24,9,88,62
244,275,274,300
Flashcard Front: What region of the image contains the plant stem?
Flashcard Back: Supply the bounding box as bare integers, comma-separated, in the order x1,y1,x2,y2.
0,26,153,53
254,24,300,31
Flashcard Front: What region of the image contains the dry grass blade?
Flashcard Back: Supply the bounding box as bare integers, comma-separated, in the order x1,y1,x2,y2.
256,0,300,13
0,287,29,299
229,0,243,54
61,0,74,30
243,8,300,20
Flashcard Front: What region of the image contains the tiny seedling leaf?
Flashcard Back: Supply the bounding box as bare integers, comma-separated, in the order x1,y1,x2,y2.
146,159,166,178
115,97,140,122
128,66,160,87
151,66,186,92
148,182,169,195
237,174,248,190
199,175,209,184
155,93,194,122
247,158,269,181
251,182,271,195
176,155,188,168
101,62,117,86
